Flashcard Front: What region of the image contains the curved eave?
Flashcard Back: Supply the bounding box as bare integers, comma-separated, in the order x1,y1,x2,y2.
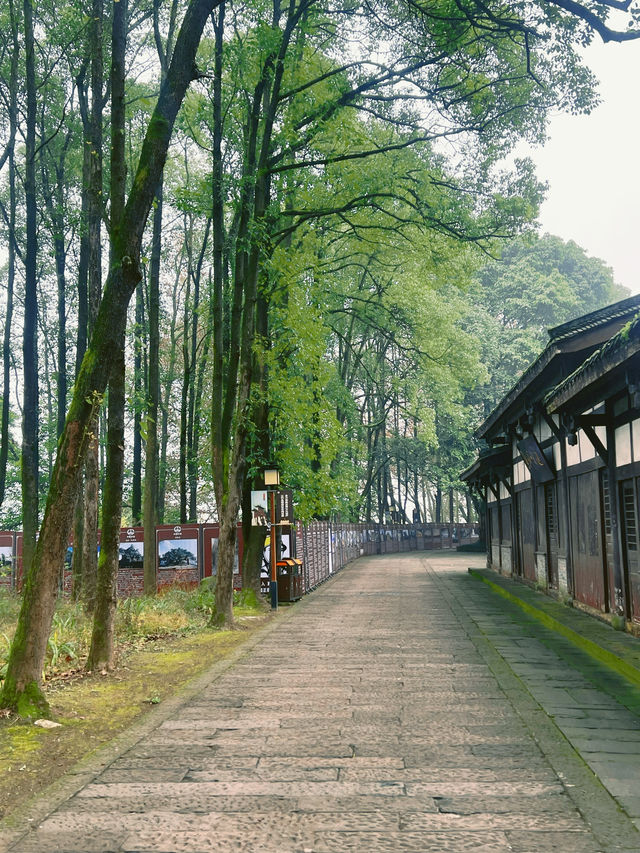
475,345,559,440
546,318,640,414
460,446,511,485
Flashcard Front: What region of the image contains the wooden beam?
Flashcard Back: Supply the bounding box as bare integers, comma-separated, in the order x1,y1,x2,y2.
541,411,563,442
495,468,513,497
577,414,609,428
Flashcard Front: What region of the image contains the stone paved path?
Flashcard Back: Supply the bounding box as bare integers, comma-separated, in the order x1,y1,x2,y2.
3,553,640,852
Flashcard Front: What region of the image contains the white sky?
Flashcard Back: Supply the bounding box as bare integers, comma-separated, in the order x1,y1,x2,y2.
523,37,640,295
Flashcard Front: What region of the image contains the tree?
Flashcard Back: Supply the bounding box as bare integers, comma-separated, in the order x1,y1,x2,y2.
21,0,39,582
0,0,20,514
0,0,223,716
468,234,627,416
86,0,129,672
430,233,629,508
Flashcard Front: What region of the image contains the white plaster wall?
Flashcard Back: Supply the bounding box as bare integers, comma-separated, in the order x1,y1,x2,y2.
579,428,595,461
513,460,529,486
616,424,632,467
539,418,551,442
633,417,640,463
566,437,581,467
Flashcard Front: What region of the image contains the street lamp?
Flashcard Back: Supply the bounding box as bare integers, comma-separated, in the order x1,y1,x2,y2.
264,469,280,487
264,468,280,609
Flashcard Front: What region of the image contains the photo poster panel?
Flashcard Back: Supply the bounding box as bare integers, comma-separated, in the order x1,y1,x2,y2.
0,531,13,585
117,527,145,596
201,524,242,587
119,527,145,568
156,524,200,587
262,529,292,578
251,490,269,526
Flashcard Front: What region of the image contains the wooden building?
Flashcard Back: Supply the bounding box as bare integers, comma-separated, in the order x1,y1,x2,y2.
462,295,640,630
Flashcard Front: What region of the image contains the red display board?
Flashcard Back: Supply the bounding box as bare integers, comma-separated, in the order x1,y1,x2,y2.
202,523,243,589
0,531,15,589
155,524,201,589
117,527,145,596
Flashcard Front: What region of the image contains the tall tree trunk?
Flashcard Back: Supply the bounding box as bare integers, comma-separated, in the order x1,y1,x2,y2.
131,282,144,524
412,423,420,522
241,289,269,595
87,0,128,671
191,270,213,521
143,186,162,594
213,0,298,621
0,0,222,715
83,0,104,614
210,3,225,516
179,233,191,523
21,0,39,579
71,67,91,599
86,330,125,670
47,156,70,441
0,0,19,510
187,230,206,522
157,276,179,522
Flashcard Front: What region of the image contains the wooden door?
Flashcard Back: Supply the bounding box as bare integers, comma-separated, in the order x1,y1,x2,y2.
620,479,640,623
569,470,607,611
516,488,536,582
544,482,559,589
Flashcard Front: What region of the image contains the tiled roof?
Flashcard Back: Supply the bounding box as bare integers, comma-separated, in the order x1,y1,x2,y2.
476,294,640,440
545,311,640,412
547,294,640,343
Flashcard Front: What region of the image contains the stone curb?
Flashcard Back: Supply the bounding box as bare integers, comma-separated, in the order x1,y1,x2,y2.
468,567,640,690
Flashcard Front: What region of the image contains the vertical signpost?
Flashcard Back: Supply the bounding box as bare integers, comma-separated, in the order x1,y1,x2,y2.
264,468,280,610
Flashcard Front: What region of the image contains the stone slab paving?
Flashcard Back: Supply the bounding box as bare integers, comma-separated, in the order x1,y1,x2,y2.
2,552,640,852
440,563,640,834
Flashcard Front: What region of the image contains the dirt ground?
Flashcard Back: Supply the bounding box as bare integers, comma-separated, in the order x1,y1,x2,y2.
0,616,271,820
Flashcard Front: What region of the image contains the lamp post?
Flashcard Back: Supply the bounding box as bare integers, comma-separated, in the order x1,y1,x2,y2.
264,468,280,610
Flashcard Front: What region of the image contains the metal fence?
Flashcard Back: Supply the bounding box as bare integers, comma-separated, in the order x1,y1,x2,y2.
296,521,480,593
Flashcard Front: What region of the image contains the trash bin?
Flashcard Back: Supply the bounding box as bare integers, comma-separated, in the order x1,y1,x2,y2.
277,558,303,602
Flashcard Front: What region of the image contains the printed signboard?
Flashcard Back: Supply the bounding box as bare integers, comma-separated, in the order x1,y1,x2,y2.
0,531,14,587
517,435,555,484
117,527,145,596
155,524,200,588
250,490,269,526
